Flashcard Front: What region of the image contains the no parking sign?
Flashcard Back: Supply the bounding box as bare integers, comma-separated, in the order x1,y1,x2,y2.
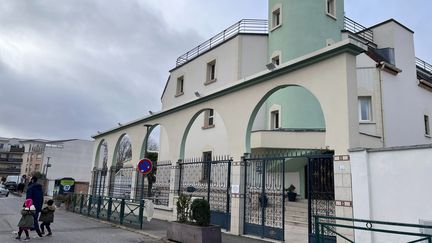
137,158,153,175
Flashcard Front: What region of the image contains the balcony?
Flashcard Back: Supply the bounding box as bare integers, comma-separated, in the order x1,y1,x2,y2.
343,17,374,43
416,57,432,75
176,19,268,67
251,129,326,149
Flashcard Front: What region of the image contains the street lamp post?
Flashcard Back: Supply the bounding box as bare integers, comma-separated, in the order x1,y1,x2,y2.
140,124,152,200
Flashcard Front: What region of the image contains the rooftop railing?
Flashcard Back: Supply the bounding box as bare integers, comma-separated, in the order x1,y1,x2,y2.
416,57,432,75
344,17,374,43
176,19,268,67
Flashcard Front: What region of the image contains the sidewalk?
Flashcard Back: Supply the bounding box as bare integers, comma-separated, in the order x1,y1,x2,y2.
76,210,277,243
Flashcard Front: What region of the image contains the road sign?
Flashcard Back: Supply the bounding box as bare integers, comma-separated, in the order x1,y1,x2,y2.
137,158,153,175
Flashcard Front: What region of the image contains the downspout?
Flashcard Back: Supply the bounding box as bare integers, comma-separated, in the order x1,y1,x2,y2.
377,65,386,147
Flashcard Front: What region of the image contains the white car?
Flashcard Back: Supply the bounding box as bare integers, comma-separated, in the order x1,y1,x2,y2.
0,185,9,197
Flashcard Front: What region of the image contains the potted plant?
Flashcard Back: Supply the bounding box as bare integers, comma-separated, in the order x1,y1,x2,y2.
167,194,221,243
286,184,297,202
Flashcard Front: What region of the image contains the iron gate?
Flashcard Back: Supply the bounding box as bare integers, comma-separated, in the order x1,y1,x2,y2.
243,151,335,242
135,160,171,206
308,155,336,243
108,164,134,199
91,166,108,197
243,156,285,240
178,155,232,230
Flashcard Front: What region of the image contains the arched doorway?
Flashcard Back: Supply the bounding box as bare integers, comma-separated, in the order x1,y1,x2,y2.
91,140,108,196
108,134,133,199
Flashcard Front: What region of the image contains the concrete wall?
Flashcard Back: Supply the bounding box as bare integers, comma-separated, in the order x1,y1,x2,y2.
351,145,432,243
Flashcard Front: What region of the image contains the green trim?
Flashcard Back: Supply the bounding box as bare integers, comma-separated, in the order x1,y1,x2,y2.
179,109,210,160
93,42,364,139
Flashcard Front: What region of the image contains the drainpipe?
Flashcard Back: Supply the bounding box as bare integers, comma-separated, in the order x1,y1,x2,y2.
377,66,386,147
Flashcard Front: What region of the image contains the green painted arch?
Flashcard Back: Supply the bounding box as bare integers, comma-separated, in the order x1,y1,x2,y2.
245,85,326,153
179,108,213,160
94,139,107,169
139,124,160,159
112,133,131,167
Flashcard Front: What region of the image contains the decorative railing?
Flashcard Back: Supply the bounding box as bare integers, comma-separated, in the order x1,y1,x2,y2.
416,57,432,74
314,215,432,243
344,17,374,43
176,19,268,67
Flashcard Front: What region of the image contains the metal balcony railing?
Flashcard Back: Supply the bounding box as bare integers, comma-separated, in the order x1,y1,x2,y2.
416,57,432,75
344,17,374,43
176,19,268,67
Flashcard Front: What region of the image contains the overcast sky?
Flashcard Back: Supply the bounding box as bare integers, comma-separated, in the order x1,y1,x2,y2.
0,0,430,140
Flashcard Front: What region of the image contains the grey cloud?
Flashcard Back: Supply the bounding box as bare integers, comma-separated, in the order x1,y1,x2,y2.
0,0,203,140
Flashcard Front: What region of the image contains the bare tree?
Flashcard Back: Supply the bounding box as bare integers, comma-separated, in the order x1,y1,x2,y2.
117,135,132,164
147,137,159,151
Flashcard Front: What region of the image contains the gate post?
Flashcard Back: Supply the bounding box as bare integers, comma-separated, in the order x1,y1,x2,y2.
228,153,248,235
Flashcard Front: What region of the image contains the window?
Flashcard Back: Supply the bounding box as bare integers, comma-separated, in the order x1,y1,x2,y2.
272,7,281,29
358,97,372,122
326,0,336,17
203,109,215,129
271,55,280,66
425,115,430,136
176,76,184,96
202,151,212,181
206,60,216,84
271,110,280,129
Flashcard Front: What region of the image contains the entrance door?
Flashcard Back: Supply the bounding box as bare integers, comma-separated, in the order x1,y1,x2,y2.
308,155,336,243
244,157,285,241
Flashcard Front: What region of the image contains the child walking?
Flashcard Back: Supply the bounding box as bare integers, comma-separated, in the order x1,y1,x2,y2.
16,199,35,241
39,199,56,236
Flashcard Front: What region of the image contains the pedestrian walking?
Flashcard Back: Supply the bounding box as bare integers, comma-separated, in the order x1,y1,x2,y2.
26,177,43,237
39,199,56,236
15,199,35,241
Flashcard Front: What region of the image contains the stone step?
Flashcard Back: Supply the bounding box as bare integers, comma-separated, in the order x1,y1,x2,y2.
285,219,309,227
285,209,308,217
285,214,308,223
285,200,308,209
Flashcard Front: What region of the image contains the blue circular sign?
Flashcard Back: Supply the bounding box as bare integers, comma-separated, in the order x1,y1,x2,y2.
137,158,153,175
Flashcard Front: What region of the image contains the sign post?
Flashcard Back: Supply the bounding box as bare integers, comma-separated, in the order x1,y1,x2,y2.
137,158,153,200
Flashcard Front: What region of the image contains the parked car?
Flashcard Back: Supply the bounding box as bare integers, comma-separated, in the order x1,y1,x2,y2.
4,181,17,191
0,185,9,197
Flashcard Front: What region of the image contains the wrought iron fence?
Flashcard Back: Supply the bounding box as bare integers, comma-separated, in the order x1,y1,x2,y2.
314,216,432,243
135,160,171,206
178,155,232,230
108,165,134,199
91,167,108,197
70,194,146,229
176,19,268,67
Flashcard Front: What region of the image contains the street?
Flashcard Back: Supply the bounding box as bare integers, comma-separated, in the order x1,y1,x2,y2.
0,195,164,243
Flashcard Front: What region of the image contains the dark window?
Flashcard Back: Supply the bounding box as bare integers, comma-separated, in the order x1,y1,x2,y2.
425,115,430,135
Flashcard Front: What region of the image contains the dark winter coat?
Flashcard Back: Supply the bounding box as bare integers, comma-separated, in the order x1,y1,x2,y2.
39,205,55,223
18,206,36,228
26,183,44,212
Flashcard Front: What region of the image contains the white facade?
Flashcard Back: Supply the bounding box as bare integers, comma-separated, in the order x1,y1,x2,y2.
43,139,93,196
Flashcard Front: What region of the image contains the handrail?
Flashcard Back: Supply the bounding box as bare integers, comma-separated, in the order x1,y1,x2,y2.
314,215,432,243
416,57,432,75
176,19,268,67
344,17,374,43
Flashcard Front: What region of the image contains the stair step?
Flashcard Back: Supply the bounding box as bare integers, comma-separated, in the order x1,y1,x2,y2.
285,215,307,222
285,219,309,227
285,210,308,217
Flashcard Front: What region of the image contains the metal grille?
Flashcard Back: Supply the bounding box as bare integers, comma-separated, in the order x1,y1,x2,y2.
178,155,232,230
91,167,108,197
308,156,336,240
135,160,171,206
108,164,133,199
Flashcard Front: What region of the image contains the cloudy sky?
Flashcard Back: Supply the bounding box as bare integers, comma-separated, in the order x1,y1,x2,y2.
0,0,430,140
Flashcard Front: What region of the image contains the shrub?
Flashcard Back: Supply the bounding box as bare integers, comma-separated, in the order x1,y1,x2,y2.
176,194,191,223
190,199,210,226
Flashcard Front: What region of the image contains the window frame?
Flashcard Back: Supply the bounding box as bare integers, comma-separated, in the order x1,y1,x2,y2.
271,4,282,31
205,60,217,85
269,104,282,130
176,75,184,97
424,115,430,137
326,0,336,19
358,96,373,122
202,109,215,129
